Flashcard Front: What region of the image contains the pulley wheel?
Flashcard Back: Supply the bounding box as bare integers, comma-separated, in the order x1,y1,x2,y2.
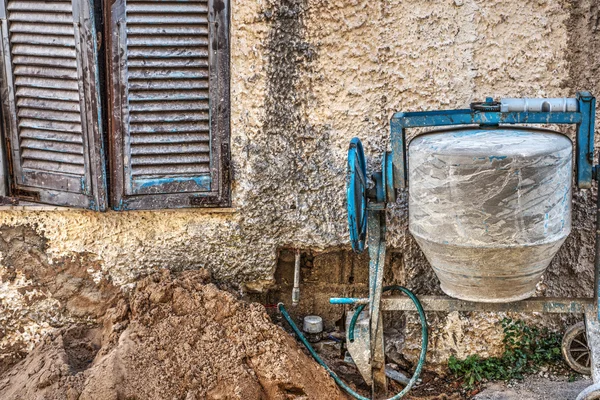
347,137,367,253
562,321,591,375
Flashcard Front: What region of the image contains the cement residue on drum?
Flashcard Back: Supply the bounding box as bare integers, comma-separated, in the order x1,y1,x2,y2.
409,128,572,302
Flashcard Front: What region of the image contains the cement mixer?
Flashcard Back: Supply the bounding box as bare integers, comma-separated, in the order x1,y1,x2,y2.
281,92,600,400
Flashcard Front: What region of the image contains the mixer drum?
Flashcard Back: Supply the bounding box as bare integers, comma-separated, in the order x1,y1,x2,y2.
408,128,572,302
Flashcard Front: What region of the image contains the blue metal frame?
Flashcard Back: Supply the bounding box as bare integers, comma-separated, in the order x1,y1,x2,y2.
335,93,599,399
390,91,596,189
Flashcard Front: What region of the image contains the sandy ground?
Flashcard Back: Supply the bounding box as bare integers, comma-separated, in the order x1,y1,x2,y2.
0,270,347,400
474,376,593,400
1,267,594,400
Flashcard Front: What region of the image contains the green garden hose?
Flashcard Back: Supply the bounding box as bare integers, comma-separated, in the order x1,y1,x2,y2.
278,285,428,400
348,303,366,342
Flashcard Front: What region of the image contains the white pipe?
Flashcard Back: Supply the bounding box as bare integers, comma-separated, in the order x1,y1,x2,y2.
500,97,578,113
292,249,301,306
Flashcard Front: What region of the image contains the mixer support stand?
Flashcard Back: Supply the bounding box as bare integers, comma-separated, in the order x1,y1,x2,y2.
367,202,387,395
334,92,600,399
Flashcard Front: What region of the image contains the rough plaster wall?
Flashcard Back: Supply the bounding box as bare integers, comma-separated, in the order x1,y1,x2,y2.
300,0,587,366
1,0,598,368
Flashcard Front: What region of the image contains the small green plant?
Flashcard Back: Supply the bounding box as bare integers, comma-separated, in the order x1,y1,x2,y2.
569,372,582,382
448,318,563,389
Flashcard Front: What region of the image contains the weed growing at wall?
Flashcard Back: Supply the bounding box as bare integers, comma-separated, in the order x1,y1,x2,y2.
448,318,564,389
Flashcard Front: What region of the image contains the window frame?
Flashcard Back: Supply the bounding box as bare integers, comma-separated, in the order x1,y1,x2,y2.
106,0,231,211
0,0,231,211
0,0,108,211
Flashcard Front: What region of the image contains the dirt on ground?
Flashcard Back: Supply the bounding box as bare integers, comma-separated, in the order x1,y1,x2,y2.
0,269,347,400
1,265,588,400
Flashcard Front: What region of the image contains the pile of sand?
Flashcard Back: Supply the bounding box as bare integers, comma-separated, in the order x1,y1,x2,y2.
0,269,346,399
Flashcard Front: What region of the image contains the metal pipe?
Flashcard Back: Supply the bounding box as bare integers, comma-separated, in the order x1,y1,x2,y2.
500,97,578,113
385,368,410,386
330,297,369,305
292,249,301,306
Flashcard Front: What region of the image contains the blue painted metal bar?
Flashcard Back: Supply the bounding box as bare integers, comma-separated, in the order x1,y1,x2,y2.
391,110,582,126
577,92,596,189
390,118,407,189
329,297,369,305
382,152,395,203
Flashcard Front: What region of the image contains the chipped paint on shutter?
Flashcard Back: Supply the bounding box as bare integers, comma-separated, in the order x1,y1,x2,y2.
124,0,211,195
0,0,106,209
110,0,230,209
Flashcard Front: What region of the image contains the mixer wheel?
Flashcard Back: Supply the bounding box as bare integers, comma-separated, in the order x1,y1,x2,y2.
562,321,591,375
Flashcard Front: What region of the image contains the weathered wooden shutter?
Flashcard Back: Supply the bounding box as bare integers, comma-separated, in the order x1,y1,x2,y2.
109,0,230,210
0,0,107,209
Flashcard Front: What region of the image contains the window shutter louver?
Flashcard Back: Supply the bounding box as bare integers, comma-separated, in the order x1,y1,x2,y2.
109,0,230,210
0,0,107,209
